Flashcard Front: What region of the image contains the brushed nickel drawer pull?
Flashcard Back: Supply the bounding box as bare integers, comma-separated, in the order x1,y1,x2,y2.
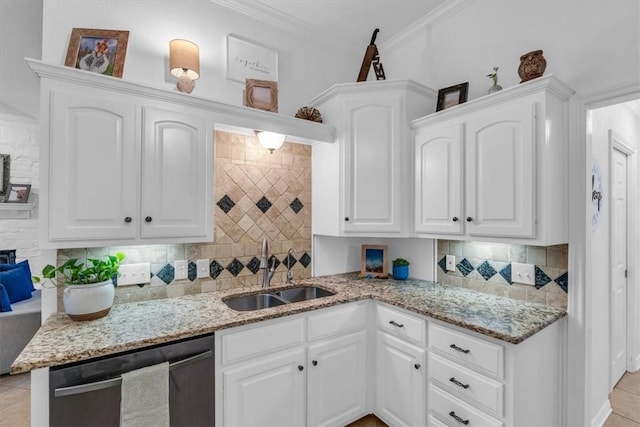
449,377,470,389
449,344,470,354
449,411,470,425
389,320,404,328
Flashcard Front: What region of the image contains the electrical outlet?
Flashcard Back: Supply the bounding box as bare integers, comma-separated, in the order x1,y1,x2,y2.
446,255,456,272
196,259,210,278
511,262,535,286
174,260,188,280
118,263,151,286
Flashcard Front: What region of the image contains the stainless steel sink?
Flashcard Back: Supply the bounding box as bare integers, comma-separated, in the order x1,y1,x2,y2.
274,286,335,303
224,286,335,311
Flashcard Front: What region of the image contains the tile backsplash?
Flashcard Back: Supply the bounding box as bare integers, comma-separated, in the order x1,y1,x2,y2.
436,240,568,309
56,131,312,308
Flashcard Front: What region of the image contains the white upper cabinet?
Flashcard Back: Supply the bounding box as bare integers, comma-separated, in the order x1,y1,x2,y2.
411,75,574,245
311,80,436,237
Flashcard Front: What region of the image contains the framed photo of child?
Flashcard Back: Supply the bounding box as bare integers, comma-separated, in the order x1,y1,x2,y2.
64,28,130,78
5,184,31,203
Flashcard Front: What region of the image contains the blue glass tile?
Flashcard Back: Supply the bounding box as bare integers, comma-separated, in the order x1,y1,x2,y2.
256,196,272,213
156,264,175,284
209,261,224,280
284,254,297,269
290,198,304,214
188,261,197,281
437,256,447,273
227,259,245,277
555,272,568,293
535,266,552,289
499,264,513,284
217,195,235,214
456,258,474,277
477,261,497,281
299,253,311,268
246,257,261,275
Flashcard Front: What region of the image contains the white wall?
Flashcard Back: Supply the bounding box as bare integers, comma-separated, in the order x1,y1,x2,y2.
41,0,360,116
589,102,640,424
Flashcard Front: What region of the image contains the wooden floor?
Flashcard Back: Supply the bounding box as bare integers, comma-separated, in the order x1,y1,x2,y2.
0,370,638,426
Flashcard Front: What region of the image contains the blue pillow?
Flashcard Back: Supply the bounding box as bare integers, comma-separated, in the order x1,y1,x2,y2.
0,283,11,312
0,267,33,304
0,260,36,292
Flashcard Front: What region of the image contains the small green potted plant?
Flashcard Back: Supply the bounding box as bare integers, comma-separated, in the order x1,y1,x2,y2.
34,252,125,321
392,258,410,280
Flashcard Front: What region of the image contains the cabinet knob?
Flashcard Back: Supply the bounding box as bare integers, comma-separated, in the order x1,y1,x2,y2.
414,363,421,370
449,411,469,425
344,217,350,222
124,217,132,223
312,360,318,366
145,216,153,223
466,217,473,222
452,217,459,222
298,365,304,371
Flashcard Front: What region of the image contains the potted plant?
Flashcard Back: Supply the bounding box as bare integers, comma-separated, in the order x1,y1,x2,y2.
392,258,410,280
34,252,125,321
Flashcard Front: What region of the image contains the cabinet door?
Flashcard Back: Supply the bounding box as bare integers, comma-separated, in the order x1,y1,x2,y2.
141,105,212,240
376,331,427,427
308,331,367,427
223,348,306,427
414,124,464,234
465,103,535,238
343,95,402,233
48,91,138,241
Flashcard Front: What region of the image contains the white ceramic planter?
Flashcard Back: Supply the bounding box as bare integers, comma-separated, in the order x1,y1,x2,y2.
63,279,115,321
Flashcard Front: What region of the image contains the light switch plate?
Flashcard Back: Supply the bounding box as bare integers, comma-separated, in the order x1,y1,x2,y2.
511,262,535,286
118,263,151,286
445,255,456,272
174,260,188,280
196,259,209,278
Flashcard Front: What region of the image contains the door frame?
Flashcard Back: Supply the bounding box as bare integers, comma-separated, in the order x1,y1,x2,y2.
608,130,637,388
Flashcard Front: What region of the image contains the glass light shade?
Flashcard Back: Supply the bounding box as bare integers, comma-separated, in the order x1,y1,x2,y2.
255,131,286,153
169,39,200,80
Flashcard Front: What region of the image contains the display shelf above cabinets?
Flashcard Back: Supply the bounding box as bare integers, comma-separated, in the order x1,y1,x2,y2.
0,203,36,219
411,75,574,245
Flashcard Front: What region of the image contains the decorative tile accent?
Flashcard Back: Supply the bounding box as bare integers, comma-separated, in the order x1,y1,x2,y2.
290,198,304,214
438,256,447,273
256,196,272,213
456,258,474,277
555,272,568,293
499,264,513,285
299,253,311,268
246,257,262,274
217,195,235,214
226,259,245,277
209,261,224,280
284,254,297,269
477,261,497,281
156,264,175,284
534,266,552,289
188,261,197,281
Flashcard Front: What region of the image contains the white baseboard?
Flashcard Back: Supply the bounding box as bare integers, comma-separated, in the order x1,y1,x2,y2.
592,399,612,427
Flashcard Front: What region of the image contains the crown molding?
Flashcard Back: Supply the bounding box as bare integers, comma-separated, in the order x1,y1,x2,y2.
380,0,474,52
625,99,640,117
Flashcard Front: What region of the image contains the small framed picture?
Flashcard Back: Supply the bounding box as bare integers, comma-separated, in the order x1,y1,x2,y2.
5,184,31,203
436,82,469,111
65,28,130,78
360,244,389,278
245,79,278,112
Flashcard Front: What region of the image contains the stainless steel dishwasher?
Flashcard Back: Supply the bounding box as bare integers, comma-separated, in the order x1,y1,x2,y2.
49,334,214,427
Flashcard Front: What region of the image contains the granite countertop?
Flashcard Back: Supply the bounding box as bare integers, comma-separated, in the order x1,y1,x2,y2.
11,274,566,374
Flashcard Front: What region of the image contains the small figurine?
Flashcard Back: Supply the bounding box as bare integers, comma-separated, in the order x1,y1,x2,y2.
486,66,502,94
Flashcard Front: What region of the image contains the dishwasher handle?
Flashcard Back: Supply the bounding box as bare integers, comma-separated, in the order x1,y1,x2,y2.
54,349,212,398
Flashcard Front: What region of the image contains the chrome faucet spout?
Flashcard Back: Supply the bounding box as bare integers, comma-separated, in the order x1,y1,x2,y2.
286,248,298,284
260,239,274,288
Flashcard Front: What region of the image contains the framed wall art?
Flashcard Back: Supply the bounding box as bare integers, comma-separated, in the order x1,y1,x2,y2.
65,28,130,78
360,244,389,278
245,79,278,113
0,154,9,199
227,35,278,83
5,184,31,203
436,82,469,111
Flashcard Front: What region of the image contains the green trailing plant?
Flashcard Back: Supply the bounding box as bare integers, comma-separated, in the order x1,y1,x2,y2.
33,252,125,287
392,258,410,267
487,66,499,86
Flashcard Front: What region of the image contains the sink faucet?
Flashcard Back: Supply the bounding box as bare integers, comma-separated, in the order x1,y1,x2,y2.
260,239,276,288
286,247,298,284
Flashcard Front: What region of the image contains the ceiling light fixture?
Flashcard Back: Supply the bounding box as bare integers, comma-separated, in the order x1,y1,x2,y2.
255,130,286,153
169,39,200,94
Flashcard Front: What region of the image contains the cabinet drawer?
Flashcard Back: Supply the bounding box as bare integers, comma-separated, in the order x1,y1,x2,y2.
308,301,367,341
377,303,426,346
427,414,448,427
429,385,503,427
429,323,504,378
221,318,305,365
429,353,504,416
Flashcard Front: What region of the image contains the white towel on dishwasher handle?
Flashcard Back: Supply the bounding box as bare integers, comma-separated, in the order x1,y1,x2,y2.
120,361,170,427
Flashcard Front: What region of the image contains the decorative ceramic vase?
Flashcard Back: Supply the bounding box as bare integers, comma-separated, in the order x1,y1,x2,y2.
488,83,503,94
392,265,409,280
63,279,115,321
518,50,547,83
